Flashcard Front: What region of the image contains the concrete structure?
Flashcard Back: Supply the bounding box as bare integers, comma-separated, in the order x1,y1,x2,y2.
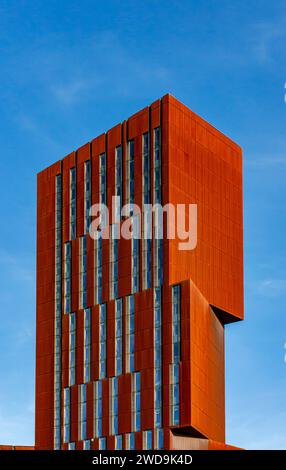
36,94,243,450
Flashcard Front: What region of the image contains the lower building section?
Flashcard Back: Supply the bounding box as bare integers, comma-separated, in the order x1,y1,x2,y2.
36,277,233,450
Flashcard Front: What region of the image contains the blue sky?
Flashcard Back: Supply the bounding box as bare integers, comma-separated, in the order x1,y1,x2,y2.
0,0,285,449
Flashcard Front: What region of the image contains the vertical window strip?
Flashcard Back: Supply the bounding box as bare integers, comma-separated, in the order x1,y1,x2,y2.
64,242,71,314
84,160,91,234
125,295,135,373
83,309,91,383
154,288,162,429
70,167,76,240
63,388,70,444
153,127,161,204
170,284,181,426
94,236,102,305
115,299,123,376
94,380,102,438
54,174,62,449
115,435,123,450
142,133,152,291
68,442,75,450
79,236,87,309
115,145,122,220
69,313,76,386
132,372,141,432
142,132,151,205
153,127,163,287
83,440,91,450
99,153,107,205
110,225,118,300
131,216,139,294
125,432,135,450
172,285,181,363
126,140,135,211
79,384,87,441
154,428,164,450
98,437,106,450
99,304,107,379
142,237,152,291
110,377,118,435
143,430,153,450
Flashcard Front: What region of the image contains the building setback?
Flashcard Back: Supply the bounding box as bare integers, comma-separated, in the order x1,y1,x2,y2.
36,94,243,450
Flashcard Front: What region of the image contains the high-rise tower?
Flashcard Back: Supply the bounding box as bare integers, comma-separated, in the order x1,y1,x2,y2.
36,94,243,450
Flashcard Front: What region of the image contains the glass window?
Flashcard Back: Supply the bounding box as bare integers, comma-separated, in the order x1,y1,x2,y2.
79,384,87,440
84,309,91,383
132,372,141,432
110,377,118,435
70,167,76,240
99,304,107,379
115,299,122,376
98,437,106,450
84,160,91,234
143,430,152,450
69,313,76,386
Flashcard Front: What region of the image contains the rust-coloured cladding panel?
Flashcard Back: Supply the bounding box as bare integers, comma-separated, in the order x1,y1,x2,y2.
189,280,225,442
36,161,61,450
162,94,243,322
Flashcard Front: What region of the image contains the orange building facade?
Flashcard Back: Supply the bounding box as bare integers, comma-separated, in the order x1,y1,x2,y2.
36,94,243,450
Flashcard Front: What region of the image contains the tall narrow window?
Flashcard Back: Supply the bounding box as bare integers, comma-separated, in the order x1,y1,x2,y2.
172,285,181,363
153,127,163,287
125,433,135,450
142,133,150,205
98,437,106,450
69,313,76,386
142,237,152,290
115,145,122,220
115,435,123,450
99,304,107,379
94,380,102,438
125,295,135,373
79,236,87,309
132,372,141,432
68,442,75,450
153,127,161,204
126,140,134,211
83,440,90,450
110,377,118,435
79,384,87,441
54,175,62,450
154,428,164,450
154,288,162,428
63,388,70,444
131,215,140,293
64,242,71,314
110,225,118,300
83,308,91,383
84,160,91,234
142,133,152,291
95,152,106,306
99,153,107,205
143,430,152,450
170,284,181,426
70,167,76,240
115,298,123,376
94,236,102,305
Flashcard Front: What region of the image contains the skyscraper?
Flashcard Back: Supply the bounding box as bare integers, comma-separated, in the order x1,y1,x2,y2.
36,94,243,450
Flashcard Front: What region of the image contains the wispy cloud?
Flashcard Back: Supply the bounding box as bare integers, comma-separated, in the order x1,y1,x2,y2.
246,155,286,168
250,19,286,63
0,405,34,446
0,250,34,283
250,279,286,298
